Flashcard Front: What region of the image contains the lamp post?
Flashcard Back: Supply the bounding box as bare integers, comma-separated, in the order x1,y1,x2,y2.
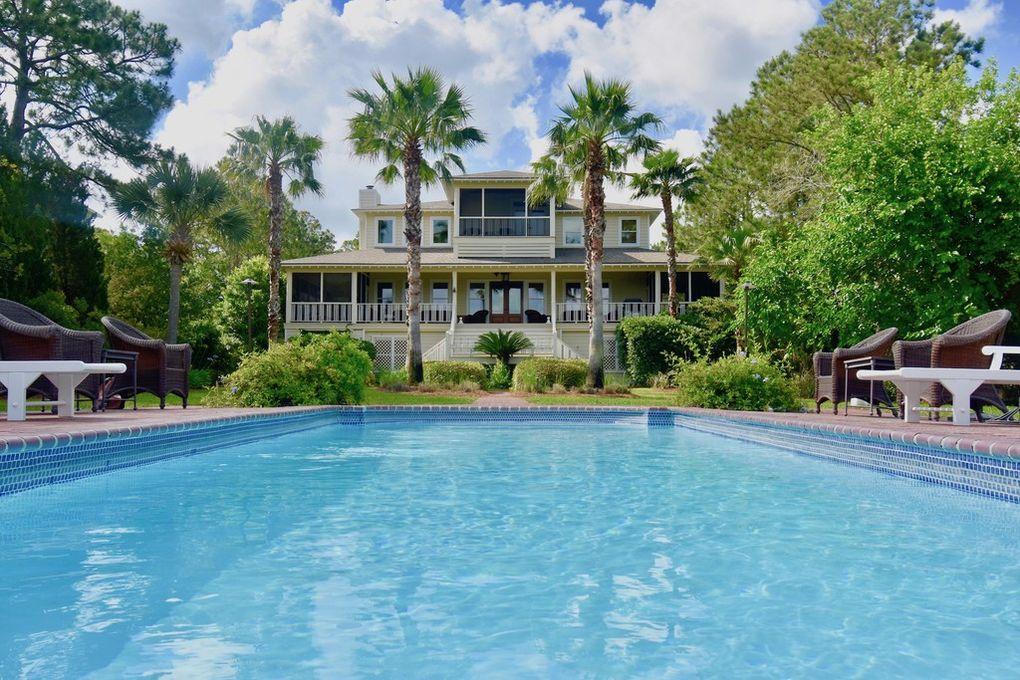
241,278,257,352
740,282,755,357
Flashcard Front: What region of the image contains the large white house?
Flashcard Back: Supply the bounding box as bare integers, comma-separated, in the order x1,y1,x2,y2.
281,170,722,371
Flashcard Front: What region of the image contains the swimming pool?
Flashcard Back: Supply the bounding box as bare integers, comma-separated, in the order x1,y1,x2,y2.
2,414,1020,677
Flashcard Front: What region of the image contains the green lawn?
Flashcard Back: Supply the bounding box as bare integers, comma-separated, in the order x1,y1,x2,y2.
362,387,476,405
526,388,676,407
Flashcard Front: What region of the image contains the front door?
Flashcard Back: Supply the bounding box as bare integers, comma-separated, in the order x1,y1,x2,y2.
490,281,523,323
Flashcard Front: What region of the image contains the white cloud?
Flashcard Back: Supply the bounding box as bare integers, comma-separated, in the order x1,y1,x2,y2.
564,0,819,119
932,0,1003,38
143,0,818,240
118,0,258,56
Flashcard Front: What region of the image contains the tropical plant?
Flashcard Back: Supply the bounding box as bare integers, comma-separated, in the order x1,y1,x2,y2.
226,116,324,343
629,149,699,316
347,67,486,384
529,72,661,388
112,154,250,343
473,330,534,366
694,220,760,283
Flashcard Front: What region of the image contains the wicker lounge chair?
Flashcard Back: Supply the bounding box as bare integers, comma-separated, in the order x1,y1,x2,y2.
101,316,191,408
0,298,105,407
813,327,899,414
892,309,1012,419
460,310,489,324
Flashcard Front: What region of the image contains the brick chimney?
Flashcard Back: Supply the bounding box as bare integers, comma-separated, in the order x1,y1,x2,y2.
358,185,380,209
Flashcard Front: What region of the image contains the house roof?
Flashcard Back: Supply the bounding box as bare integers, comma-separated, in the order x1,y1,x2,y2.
450,169,535,180
283,247,693,269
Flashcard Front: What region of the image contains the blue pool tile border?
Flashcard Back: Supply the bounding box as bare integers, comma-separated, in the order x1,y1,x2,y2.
673,412,1020,504
3,405,1019,504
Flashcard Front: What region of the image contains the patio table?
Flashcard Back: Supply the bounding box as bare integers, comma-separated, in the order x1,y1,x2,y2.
0,360,126,421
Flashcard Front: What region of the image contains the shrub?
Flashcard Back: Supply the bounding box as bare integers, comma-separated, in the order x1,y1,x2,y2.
674,356,799,412
488,361,512,389
377,369,409,390
617,315,701,386
473,330,533,364
206,331,372,406
423,361,487,388
188,368,215,389
512,358,587,392
683,296,738,360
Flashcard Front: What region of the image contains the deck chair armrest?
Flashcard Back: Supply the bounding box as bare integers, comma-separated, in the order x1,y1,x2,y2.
982,345,1020,370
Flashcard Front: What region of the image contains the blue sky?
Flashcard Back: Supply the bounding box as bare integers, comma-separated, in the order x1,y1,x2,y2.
114,0,1018,239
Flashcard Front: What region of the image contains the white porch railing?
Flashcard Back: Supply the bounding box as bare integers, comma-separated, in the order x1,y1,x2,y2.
290,302,452,324
290,302,353,323
555,301,672,323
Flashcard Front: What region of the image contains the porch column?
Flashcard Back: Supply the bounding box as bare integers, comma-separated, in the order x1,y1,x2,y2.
450,270,458,330
350,270,358,324
550,269,557,332
285,271,293,324
654,268,661,313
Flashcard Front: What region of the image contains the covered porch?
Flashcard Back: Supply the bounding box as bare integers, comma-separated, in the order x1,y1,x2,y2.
284,267,722,333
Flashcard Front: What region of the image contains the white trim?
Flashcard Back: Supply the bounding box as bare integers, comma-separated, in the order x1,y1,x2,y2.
562,216,583,247
430,216,450,246
376,217,395,245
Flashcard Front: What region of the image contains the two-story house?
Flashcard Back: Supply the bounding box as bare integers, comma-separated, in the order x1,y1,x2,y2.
281,170,722,371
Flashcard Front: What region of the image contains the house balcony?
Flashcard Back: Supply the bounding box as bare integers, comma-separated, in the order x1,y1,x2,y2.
457,217,550,237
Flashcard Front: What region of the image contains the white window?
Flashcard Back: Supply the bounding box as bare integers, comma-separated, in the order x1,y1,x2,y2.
377,218,394,245
527,283,545,313
563,217,583,245
620,218,638,245
431,217,449,245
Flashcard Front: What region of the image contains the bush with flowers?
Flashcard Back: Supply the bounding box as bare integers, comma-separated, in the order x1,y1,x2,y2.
673,355,799,411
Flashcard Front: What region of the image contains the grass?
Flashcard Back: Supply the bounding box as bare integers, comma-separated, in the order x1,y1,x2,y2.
363,387,475,405
526,387,676,407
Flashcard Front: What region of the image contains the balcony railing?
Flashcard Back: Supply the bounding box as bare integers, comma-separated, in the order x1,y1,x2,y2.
458,217,550,237
290,302,452,324
556,301,675,323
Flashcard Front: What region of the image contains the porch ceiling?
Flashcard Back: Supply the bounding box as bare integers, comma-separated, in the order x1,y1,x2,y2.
283,247,694,270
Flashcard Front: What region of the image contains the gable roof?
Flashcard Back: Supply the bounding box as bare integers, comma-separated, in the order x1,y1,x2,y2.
450,169,535,181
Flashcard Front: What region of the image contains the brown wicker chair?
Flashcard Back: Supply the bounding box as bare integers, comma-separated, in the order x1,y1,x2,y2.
892,309,1012,419
0,298,105,407
814,327,899,414
101,316,191,408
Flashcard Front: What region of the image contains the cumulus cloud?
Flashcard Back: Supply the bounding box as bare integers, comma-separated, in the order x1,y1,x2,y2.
932,0,1003,38
146,0,818,240
118,0,258,56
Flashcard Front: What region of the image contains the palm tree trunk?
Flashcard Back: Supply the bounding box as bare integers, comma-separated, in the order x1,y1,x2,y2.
403,145,424,384
267,165,284,343
583,143,606,389
661,191,678,317
167,259,182,344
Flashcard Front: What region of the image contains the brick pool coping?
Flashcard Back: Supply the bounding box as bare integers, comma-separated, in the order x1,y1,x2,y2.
3,404,1019,459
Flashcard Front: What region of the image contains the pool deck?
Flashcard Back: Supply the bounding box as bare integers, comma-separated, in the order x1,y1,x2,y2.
2,405,1019,457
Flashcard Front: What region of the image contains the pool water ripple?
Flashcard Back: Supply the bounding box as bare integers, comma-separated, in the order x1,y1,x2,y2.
1,421,1019,678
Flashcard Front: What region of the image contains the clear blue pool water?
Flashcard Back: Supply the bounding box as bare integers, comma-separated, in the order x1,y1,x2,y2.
2,420,1020,678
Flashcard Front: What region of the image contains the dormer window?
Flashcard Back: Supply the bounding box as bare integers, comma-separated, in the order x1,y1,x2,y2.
432,218,449,245
458,188,550,237
377,218,394,245
621,218,638,245
563,217,583,245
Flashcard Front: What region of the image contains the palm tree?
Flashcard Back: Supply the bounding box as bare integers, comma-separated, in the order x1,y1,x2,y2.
529,73,661,388
226,116,324,343
347,67,485,384
696,220,761,284
113,154,250,343
473,330,534,366
630,150,699,317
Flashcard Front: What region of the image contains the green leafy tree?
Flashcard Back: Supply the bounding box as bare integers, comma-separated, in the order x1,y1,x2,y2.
687,0,984,262
347,67,486,384
0,0,177,170
745,62,1020,359
629,150,699,316
529,73,661,387
112,155,250,343
226,116,324,343
217,255,271,353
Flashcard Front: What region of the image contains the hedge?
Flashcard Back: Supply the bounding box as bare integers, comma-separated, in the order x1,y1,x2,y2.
423,361,487,388
616,315,699,386
512,357,587,392
674,356,799,411
206,331,373,406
